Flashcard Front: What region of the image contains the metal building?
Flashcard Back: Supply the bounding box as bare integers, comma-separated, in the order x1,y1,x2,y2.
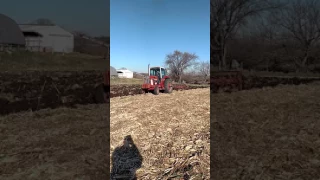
0,14,25,50
117,69,133,78
19,24,74,53
110,66,118,77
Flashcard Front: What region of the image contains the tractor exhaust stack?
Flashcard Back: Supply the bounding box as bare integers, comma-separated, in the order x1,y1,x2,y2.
148,64,150,76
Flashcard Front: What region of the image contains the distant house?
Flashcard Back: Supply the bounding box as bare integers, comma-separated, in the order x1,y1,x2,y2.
0,14,25,50
18,24,74,53
117,68,133,78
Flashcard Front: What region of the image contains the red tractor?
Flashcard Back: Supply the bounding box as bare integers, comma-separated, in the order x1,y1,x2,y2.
142,64,173,95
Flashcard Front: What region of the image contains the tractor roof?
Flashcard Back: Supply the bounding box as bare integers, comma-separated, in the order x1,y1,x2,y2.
150,66,165,69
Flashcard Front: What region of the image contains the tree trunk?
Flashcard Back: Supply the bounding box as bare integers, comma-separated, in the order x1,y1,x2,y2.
220,44,227,70
295,48,309,73
301,50,309,72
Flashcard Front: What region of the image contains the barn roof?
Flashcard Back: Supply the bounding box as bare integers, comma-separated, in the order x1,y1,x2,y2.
117,69,133,73
0,14,25,45
110,66,117,76
18,24,73,37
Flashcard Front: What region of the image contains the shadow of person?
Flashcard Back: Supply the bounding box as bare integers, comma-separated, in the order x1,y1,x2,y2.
111,135,143,180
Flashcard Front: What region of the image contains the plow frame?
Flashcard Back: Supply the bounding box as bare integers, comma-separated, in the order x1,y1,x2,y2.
211,71,243,92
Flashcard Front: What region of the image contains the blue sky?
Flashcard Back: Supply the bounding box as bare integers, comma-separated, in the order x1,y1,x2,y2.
0,0,109,36
110,0,210,73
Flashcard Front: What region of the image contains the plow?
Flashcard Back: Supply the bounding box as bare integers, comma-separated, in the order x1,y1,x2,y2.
211,71,243,93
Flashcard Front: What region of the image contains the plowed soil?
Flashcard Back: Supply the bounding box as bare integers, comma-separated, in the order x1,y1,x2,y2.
110,84,208,97
110,89,210,179
0,104,109,180
0,71,103,115
0,71,208,115
212,82,320,179
243,76,320,90
211,75,320,93
1,71,318,115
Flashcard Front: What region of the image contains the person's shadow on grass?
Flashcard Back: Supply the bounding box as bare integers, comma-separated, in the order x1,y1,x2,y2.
111,135,143,180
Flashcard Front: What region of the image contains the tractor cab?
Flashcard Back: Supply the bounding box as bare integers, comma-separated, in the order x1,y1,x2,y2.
149,67,167,81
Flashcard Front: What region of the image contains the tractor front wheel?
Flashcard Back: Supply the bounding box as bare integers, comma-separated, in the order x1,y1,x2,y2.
164,79,173,93
153,85,160,95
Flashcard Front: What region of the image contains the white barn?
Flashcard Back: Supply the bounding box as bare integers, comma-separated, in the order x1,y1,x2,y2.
18,24,74,53
117,69,133,78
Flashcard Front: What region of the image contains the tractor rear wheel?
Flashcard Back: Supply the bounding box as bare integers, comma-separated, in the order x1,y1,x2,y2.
153,85,160,95
164,79,173,93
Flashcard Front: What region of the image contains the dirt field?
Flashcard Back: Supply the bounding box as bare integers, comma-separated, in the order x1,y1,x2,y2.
110,88,210,179
212,82,320,179
0,104,109,179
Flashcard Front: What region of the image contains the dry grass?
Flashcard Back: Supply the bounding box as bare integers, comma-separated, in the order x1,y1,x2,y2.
110,88,210,179
110,78,143,85
0,52,107,72
212,82,320,179
0,104,109,179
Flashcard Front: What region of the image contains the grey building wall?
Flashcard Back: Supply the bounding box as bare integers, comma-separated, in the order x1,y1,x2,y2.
19,24,74,53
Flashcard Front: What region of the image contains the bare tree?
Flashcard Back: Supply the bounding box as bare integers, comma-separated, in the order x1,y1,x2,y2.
211,0,282,70
275,0,320,72
165,50,198,83
198,61,210,82
254,12,284,71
